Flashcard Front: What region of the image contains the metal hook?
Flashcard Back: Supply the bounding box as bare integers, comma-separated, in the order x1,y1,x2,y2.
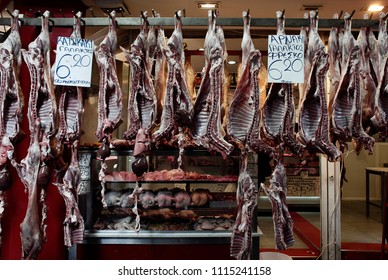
281,9,285,18
4,8,12,17
349,9,356,19
151,9,156,17
89,8,96,18
338,10,343,19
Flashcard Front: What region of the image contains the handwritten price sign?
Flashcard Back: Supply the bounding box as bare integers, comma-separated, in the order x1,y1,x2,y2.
267,35,304,83
53,36,94,87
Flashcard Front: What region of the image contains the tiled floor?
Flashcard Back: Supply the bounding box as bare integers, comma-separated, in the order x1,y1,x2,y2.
258,200,385,257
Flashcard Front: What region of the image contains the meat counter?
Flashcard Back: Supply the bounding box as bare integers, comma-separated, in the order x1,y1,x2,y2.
74,147,261,260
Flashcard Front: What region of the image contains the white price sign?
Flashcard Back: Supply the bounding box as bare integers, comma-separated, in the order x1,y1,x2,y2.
267,35,304,83
53,36,94,87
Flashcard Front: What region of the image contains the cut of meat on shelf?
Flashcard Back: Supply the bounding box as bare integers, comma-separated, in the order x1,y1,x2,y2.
123,11,157,142
95,10,123,144
331,12,375,155
191,10,233,159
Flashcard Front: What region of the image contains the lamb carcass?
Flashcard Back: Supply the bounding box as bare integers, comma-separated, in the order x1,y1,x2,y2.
262,10,304,157
261,149,294,250
123,11,156,141
191,10,233,159
372,12,388,140
230,153,257,260
332,13,375,154
153,10,193,144
95,11,123,144
298,11,341,161
227,10,273,155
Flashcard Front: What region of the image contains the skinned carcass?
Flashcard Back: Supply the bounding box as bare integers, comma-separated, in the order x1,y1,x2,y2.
53,12,85,248
261,10,304,157
227,10,273,156
95,11,123,144
230,152,257,259
298,11,341,161
0,9,24,246
332,12,375,154
191,10,233,159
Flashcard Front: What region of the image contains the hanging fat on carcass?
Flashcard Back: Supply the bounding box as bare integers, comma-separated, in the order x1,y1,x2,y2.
0,9,24,245
52,12,85,248
147,10,166,124
191,10,233,159
227,10,273,155
298,11,341,161
332,12,375,154
261,10,304,157
372,12,388,140
94,11,123,147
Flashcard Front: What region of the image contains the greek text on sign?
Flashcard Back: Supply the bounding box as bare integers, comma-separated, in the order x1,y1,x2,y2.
267,35,304,83
53,36,94,87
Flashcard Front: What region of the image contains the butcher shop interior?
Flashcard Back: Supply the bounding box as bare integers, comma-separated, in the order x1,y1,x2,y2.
0,0,387,261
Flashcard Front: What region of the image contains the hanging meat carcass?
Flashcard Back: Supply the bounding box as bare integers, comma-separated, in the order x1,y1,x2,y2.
230,152,258,259
12,11,58,259
121,11,157,176
261,10,304,157
191,10,233,159
153,10,192,144
11,120,43,259
332,12,375,154
53,12,85,248
0,9,24,246
123,11,156,142
54,141,84,247
327,13,342,116
372,12,388,140
95,11,123,146
227,10,273,155
357,13,378,135
298,11,341,161
261,148,294,250
147,10,166,124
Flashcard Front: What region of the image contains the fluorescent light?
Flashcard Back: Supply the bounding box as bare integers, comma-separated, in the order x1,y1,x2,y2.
198,48,205,51
368,4,384,12
228,60,237,65
197,2,219,9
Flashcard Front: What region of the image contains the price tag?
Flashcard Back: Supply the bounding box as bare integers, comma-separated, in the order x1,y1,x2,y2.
267,35,304,83
53,36,94,87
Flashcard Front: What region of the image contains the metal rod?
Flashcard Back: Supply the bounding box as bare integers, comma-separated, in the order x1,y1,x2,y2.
0,16,381,29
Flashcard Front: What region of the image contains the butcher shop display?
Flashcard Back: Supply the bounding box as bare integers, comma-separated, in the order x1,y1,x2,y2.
0,9,23,248
3,6,388,261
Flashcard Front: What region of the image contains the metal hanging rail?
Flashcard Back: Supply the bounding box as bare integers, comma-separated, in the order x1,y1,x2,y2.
0,16,381,29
